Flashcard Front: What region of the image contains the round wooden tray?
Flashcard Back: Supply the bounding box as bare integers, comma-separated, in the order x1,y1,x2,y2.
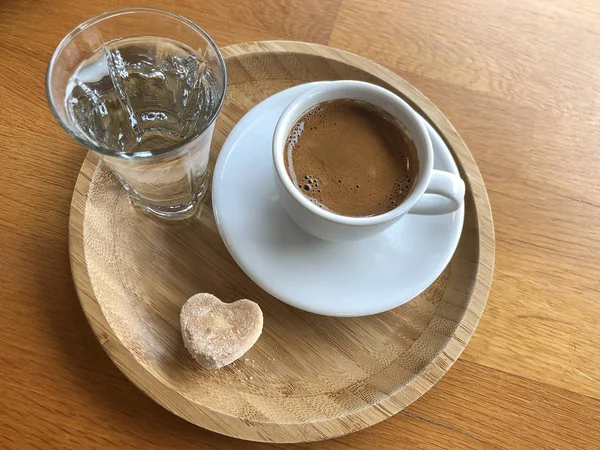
69,41,494,443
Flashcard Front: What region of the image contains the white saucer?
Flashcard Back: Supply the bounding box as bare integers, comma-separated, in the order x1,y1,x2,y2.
213,83,464,317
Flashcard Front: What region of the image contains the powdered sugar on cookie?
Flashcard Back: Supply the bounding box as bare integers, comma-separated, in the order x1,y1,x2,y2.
180,293,263,369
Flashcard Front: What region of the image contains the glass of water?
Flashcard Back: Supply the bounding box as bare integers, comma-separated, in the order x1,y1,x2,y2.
47,8,227,219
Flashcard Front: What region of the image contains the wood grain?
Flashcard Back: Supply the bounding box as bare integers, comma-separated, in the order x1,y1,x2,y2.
68,41,492,442
1,0,599,448
330,0,600,401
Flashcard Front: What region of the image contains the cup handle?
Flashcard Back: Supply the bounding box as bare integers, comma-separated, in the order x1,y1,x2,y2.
409,170,465,215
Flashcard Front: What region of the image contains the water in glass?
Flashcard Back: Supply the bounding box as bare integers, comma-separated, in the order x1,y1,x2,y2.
66,36,221,218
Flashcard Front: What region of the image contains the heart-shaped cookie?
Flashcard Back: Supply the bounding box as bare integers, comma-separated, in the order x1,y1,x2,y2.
180,293,263,369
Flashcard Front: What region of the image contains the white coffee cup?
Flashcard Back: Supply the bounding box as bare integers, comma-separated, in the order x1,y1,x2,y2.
272,80,465,242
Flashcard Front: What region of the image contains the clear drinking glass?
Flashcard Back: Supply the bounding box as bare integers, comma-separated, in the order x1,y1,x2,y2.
46,8,227,219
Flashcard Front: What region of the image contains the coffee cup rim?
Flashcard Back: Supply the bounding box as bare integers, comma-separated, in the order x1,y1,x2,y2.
272,80,433,226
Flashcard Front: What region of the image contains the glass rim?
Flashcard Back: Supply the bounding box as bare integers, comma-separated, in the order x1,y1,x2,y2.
45,7,227,159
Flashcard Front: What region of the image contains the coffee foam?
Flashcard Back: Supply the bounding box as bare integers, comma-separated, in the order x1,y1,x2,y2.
284,99,419,217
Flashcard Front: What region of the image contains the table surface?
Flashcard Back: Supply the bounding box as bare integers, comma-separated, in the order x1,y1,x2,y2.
1,0,599,448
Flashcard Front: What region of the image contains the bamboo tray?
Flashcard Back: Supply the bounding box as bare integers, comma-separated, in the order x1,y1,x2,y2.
69,41,494,443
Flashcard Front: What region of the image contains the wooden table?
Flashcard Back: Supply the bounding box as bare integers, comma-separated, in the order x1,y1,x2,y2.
1,0,599,448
